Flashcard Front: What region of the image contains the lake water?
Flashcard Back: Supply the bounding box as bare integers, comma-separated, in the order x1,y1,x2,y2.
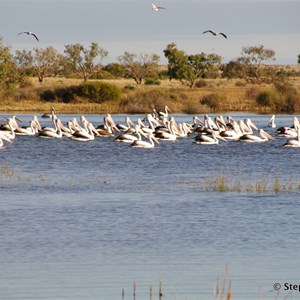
1,113,300,300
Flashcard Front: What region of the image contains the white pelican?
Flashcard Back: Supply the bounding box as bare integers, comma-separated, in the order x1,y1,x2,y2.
276,117,299,138
115,130,139,143
142,113,161,134
68,118,84,132
193,116,205,127
37,116,63,138
116,116,135,131
177,122,192,137
194,131,226,145
17,31,39,41
204,115,219,131
239,129,275,143
70,122,98,141
56,119,75,137
41,107,56,118
15,119,40,136
131,132,159,148
96,114,119,136
0,135,12,149
220,121,243,140
215,115,228,132
268,115,276,128
0,119,16,141
156,105,171,119
239,118,258,135
154,120,177,141
226,116,235,128
202,30,227,39
151,1,166,11
283,128,300,147
115,125,147,143
0,115,21,131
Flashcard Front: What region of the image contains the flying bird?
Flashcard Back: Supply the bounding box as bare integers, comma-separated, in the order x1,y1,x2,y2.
151,1,166,11
17,31,39,41
202,30,227,39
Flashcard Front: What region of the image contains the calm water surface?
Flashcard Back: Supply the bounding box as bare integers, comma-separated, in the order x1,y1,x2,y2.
1,113,300,300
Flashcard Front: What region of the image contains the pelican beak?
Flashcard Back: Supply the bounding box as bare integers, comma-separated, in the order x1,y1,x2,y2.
2,135,12,143
265,132,275,140
217,135,227,142
91,125,101,136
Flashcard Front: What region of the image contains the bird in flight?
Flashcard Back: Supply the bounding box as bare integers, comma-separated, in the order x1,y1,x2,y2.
202,30,227,39
17,31,39,41
151,1,166,11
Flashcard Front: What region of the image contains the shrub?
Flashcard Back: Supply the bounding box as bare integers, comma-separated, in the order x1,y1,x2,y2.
246,87,260,100
285,93,300,113
255,89,279,107
40,86,78,103
235,80,247,87
158,70,169,80
40,89,56,102
124,85,135,90
201,92,227,110
144,78,161,85
79,81,121,103
103,63,126,78
195,79,208,88
55,87,78,103
92,70,116,80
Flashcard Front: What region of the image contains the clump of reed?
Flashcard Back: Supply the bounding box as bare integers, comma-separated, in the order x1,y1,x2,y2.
122,280,163,300
203,171,300,194
121,266,232,300
214,264,232,300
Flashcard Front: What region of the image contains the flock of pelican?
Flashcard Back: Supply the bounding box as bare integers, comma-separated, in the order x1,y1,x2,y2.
0,107,300,149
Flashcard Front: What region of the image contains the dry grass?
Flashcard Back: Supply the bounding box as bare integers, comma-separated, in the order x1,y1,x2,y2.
1,76,300,114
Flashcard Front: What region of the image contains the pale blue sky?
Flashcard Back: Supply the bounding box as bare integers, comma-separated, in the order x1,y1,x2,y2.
1,0,299,64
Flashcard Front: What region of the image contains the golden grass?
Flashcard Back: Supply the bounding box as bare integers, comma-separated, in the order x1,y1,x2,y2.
1,76,300,114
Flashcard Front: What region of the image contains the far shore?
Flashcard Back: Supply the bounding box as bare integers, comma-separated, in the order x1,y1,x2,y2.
1,76,300,115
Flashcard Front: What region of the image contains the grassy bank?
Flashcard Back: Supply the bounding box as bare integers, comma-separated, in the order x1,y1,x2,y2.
1,76,300,114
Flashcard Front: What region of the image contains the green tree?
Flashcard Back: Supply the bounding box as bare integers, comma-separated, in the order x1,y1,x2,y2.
163,43,221,88
222,59,248,79
163,43,189,83
298,54,300,64
64,42,108,81
188,53,221,86
103,63,126,78
239,45,275,82
0,37,20,89
118,52,160,84
15,46,63,83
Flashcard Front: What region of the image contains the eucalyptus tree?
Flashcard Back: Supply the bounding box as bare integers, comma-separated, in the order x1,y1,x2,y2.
118,52,160,84
0,37,20,89
64,42,108,81
239,45,276,82
15,46,63,83
163,43,222,88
